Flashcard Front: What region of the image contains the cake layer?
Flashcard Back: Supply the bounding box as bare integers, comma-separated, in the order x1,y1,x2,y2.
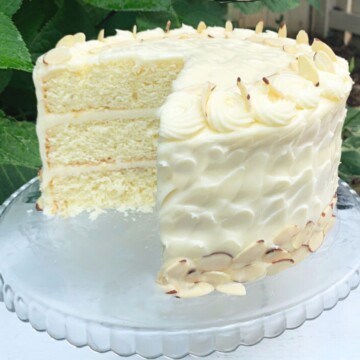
46,116,159,167
42,58,183,114
40,168,156,217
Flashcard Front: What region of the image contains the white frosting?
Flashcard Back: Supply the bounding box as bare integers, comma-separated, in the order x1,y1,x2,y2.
206,89,253,131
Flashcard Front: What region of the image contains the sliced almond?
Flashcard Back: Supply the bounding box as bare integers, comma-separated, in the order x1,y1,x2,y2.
216,282,246,296
324,216,336,235
296,30,309,45
264,38,286,48
293,221,315,248
165,20,171,33
267,258,294,276
255,20,264,34
278,23,287,38
177,282,214,298
197,21,206,34
291,245,310,264
233,240,267,268
199,252,232,272
316,205,333,231
164,259,191,280
314,51,335,73
225,20,233,32
283,44,298,54
200,271,231,286
97,29,105,42
236,77,250,111
248,34,264,44
273,225,299,252
311,39,337,61
263,248,291,263
308,231,324,252
229,263,266,283
132,25,137,36
43,47,72,65
290,60,299,72
185,269,201,283
73,32,86,43
56,35,75,48
298,55,319,86
201,82,216,115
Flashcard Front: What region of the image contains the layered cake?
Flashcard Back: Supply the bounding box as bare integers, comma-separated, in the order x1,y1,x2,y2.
34,21,352,297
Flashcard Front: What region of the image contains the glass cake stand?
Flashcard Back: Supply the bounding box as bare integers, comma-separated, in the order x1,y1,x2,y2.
0,179,360,359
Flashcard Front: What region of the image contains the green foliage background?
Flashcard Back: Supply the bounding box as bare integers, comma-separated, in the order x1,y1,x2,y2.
0,0,359,204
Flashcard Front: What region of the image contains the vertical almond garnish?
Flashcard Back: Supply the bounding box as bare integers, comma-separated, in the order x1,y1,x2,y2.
236,77,250,111
296,30,309,45
278,23,287,38
166,20,171,33
255,20,264,34
225,20,233,32
132,25,137,37
197,21,207,34
314,51,335,73
97,29,105,42
298,55,320,86
311,39,337,61
201,82,216,115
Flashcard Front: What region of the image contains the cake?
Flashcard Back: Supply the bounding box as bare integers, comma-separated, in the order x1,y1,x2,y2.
33,21,352,298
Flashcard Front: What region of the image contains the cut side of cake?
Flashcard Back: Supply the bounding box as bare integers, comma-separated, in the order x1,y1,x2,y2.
34,22,352,297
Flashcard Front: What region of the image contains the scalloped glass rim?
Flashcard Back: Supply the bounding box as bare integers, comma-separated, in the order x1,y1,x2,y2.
0,178,359,358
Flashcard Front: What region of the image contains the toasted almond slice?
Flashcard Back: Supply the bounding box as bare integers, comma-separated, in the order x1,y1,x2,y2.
314,51,335,73
308,231,324,252
177,282,214,298
263,248,291,263
216,282,246,296
201,82,216,116
312,39,337,61
266,258,294,276
273,225,299,252
293,221,315,248
164,259,191,280
324,216,336,235
197,21,206,33
229,263,266,283
200,271,231,286
283,44,298,54
98,29,105,42
43,47,72,65
236,77,250,111
233,240,267,267
185,269,201,283
199,252,232,272
225,20,233,32
316,205,333,231
296,30,309,45
73,32,86,43
290,60,299,72
56,35,75,48
298,55,319,86
278,23,287,38
255,20,264,34
166,20,171,33
291,245,311,264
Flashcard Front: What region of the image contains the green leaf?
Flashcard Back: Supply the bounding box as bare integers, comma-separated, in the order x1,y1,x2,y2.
30,0,97,61
0,69,12,93
102,11,137,33
0,12,33,72
0,164,38,204
174,0,227,27
233,1,264,15
0,0,22,17
82,0,172,11
13,0,57,46
77,0,111,26
262,0,300,12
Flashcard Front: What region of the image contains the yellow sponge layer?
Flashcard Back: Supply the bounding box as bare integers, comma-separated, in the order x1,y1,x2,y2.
46,117,159,167
41,168,156,217
43,58,184,113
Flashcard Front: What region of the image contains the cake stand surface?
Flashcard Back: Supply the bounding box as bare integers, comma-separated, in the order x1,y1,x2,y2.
0,179,359,359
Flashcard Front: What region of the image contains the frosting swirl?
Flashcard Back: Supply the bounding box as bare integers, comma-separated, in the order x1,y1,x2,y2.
206,90,253,132
160,91,206,140
251,87,296,126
